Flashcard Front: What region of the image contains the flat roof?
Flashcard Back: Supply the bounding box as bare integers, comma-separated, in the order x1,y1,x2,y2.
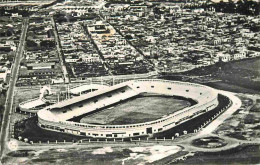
27,62,55,67
70,84,109,94
50,82,131,109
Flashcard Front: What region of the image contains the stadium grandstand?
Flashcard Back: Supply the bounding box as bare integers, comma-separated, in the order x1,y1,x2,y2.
70,84,109,96
37,79,221,138
19,84,109,113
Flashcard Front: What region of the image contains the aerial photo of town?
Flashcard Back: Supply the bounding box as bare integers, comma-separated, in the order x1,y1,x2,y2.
0,0,259,164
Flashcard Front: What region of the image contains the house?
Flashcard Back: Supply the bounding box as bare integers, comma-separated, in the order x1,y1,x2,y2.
0,70,7,83
27,62,55,70
216,52,231,62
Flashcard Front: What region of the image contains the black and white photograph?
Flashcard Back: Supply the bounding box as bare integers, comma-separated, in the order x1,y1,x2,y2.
0,0,259,164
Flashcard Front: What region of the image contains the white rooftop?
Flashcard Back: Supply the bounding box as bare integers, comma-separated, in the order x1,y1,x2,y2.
70,84,109,95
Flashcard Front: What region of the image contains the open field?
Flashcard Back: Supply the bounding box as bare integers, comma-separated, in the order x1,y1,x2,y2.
161,58,260,94
14,84,77,104
213,94,260,141
176,144,260,165
80,94,192,125
2,144,183,165
14,87,41,106
227,58,260,75
205,82,260,95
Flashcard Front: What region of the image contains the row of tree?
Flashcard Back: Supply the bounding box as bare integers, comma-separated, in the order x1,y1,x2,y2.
186,0,259,16
214,0,259,15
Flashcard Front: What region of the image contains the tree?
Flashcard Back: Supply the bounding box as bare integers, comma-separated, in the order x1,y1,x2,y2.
226,0,236,13
26,40,37,47
236,0,244,14
40,40,55,48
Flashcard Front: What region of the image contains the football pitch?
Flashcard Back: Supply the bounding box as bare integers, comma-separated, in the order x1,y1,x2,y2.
80,94,192,125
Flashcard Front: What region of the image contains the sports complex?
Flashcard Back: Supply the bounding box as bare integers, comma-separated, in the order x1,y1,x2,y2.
30,79,231,139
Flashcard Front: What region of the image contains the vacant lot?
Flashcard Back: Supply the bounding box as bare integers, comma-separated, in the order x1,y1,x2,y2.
214,94,260,141
2,144,182,165
161,58,260,94
176,144,260,165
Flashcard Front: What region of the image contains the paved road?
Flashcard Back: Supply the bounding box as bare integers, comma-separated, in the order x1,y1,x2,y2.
51,16,70,84
81,24,113,76
198,90,242,136
0,18,29,162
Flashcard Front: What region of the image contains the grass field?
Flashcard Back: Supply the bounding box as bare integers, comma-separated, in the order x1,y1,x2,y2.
161,57,260,93
2,144,183,165
205,82,260,95
176,144,260,165
228,58,260,75
80,95,191,125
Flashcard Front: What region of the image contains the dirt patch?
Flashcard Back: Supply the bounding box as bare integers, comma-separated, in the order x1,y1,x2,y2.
176,144,260,165
214,94,260,141
3,145,183,165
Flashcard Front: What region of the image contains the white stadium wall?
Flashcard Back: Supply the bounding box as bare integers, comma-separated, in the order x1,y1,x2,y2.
37,79,219,138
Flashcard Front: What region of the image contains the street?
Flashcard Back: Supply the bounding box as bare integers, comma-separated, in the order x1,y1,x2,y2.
0,18,29,162
51,16,70,84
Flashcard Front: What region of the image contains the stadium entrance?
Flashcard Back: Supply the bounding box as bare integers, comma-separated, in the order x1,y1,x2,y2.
146,127,152,134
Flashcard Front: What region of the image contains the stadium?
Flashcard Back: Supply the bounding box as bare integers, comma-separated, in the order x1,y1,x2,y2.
36,79,222,138
18,84,109,113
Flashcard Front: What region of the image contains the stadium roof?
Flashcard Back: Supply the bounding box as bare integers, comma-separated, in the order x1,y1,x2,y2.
50,82,131,109
70,84,109,95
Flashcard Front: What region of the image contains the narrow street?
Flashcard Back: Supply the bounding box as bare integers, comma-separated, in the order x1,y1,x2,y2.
51,16,70,84
81,24,113,76
98,11,158,73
